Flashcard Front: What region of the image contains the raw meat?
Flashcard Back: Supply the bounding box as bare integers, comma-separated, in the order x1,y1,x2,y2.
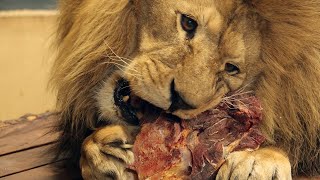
130,94,265,179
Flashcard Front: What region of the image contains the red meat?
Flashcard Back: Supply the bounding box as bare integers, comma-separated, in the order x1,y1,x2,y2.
130,94,265,179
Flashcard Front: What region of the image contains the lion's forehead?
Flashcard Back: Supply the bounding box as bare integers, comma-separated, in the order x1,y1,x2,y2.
140,0,240,33
138,0,248,56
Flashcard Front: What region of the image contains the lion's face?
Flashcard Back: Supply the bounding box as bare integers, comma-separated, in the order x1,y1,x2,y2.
123,0,262,119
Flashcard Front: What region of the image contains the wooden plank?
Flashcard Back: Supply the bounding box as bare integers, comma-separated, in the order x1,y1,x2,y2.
0,112,59,155
0,144,56,177
2,162,77,180
1,164,64,180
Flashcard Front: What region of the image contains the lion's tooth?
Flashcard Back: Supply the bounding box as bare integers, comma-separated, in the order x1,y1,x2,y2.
123,95,129,102
137,112,143,119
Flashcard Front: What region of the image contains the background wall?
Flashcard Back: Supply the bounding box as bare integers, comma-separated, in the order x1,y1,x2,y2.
0,10,57,120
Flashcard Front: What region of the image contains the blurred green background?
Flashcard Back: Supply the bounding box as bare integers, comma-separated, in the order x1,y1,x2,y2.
0,0,57,10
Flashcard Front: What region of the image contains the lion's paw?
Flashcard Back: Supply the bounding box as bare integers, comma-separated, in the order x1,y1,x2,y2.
216,147,292,180
80,125,139,180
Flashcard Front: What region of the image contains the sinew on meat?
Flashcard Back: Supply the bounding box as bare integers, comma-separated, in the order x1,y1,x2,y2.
130,94,265,180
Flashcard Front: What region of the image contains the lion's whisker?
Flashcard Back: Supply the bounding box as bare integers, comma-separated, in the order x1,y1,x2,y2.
102,55,141,74
99,61,142,79
225,91,254,99
107,55,132,63
234,81,254,94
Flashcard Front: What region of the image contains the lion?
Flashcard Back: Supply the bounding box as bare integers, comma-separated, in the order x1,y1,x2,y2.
50,0,320,179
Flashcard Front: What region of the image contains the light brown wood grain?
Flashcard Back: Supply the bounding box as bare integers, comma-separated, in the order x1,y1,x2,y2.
0,113,59,156
2,162,72,180
0,144,55,177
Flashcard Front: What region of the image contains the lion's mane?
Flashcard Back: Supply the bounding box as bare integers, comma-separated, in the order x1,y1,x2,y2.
50,0,320,175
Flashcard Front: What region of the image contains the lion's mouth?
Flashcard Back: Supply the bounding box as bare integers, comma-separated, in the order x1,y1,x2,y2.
114,79,175,125
114,79,229,124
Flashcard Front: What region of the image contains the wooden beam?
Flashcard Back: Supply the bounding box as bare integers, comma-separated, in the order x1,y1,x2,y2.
0,144,57,177
1,161,74,180
0,112,59,156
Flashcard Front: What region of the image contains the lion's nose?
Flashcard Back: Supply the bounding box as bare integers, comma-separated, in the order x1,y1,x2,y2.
168,80,194,112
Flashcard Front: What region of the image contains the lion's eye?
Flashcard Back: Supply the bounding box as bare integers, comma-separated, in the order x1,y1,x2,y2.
225,63,240,75
181,14,198,39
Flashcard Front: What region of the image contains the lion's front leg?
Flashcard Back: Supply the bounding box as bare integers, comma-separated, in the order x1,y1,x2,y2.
216,147,292,180
80,125,139,180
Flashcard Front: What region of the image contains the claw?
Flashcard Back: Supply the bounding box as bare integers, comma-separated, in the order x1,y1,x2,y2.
81,125,138,180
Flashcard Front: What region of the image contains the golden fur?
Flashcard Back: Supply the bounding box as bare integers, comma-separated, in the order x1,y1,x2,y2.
51,0,320,178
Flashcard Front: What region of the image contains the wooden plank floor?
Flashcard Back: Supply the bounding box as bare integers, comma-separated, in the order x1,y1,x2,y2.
0,112,319,180
0,113,75,180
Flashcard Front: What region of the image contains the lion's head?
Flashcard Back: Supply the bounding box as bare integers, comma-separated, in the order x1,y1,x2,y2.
51,0,320,175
